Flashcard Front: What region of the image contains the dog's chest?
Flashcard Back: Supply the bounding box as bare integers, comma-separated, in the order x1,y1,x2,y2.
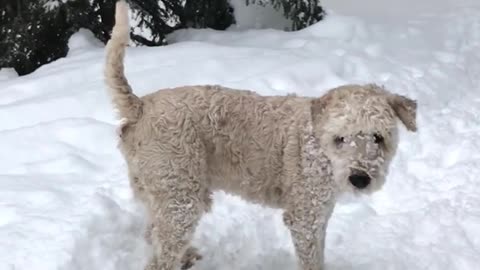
302,135,334,186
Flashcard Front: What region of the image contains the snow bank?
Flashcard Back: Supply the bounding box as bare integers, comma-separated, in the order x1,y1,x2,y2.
0,68,18,81
67,28,104,56
227,0,292,30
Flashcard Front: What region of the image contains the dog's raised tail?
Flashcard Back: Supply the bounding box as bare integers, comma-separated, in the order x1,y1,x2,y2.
104,0,142,122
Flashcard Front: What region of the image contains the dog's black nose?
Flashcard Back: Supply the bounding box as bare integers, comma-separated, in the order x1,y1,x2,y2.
349,173,371,189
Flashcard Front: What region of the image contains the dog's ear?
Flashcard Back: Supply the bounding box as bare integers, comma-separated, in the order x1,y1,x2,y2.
388,94,417,132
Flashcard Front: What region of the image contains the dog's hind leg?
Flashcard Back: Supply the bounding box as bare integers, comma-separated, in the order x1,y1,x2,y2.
144,172,207,270
179,190,212,270
142,134,209,270
145,192,210,270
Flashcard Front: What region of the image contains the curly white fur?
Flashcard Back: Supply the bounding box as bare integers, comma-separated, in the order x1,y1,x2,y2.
104,1,418,270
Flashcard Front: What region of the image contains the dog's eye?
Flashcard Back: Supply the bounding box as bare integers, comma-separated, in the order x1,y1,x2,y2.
334,136,345,145
373,133,384,144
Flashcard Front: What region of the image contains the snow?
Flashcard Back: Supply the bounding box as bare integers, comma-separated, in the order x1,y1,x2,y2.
67,29,104,57
0,68,18,81
42,0,73,12
2,0,480,270
228,0,292,30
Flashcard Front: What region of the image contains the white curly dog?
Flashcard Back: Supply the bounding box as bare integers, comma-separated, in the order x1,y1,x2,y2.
104,1,418,270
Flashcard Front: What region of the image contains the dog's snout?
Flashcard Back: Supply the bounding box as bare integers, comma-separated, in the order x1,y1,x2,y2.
348,171,371,189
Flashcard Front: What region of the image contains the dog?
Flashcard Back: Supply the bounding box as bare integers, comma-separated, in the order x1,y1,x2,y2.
104,1,418,270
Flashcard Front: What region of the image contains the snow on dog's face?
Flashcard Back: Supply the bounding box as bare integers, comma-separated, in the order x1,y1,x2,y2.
311,84,417,195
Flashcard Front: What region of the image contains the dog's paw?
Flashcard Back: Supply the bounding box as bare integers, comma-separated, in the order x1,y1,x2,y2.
144,256,159,270
180,246,202,270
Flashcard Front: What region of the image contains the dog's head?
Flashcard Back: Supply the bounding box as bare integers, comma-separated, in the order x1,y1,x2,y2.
311,84,417,195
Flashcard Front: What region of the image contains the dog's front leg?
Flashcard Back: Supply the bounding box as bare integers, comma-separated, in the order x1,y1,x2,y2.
283,200,333,270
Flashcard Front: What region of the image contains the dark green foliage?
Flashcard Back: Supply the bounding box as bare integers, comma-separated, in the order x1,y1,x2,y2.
246,0,326,30
87,0,117,43
0,0,89,75
127,0,181,46
182,0,235,30
128,0,236,46
0,0,236,76
0,0,323,76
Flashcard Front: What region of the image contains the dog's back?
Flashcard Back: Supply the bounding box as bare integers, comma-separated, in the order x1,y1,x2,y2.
131,84,310,206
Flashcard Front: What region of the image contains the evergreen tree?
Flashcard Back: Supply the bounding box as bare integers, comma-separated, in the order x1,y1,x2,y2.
127,0,183,46
87,0,117,43
0,0,236,75
127,0,235,46
1,0,327,76
246,0,325,30
182,0,235,30
0,0,89,75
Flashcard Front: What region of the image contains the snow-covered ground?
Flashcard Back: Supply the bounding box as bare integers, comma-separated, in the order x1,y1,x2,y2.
1,0,480,269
